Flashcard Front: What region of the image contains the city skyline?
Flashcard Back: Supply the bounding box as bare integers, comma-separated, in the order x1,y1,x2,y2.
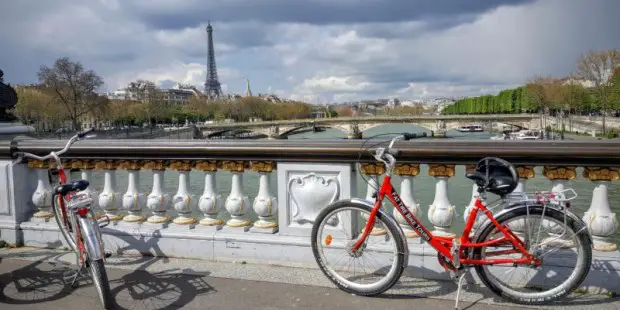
0,0,619,104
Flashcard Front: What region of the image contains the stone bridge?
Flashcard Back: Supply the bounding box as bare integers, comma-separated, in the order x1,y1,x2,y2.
200,114,542,139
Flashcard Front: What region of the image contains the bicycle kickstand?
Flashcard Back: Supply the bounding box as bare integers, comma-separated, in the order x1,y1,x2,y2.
64,262,87,288
453,271,467,310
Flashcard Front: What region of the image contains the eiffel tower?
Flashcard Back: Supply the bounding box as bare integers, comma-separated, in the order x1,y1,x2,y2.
204,21,223,99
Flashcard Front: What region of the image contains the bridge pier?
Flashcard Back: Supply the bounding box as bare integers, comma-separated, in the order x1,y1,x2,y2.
347,123,363,139
266,125,283,140
431,129,447,138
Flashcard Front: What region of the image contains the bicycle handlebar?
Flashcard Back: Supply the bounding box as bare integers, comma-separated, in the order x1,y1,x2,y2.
384,132,427,156
77,127,94,139
402,132,427,141
14,128,95,162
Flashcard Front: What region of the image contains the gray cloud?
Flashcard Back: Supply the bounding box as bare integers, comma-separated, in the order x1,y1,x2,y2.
124,0,533,29
0,0,618,103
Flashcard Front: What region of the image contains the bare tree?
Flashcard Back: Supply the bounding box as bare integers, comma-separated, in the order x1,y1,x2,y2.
38,57,105,131
576,49,620,134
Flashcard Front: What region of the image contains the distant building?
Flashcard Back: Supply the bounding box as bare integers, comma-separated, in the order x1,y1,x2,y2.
105,89,138,100
159,88,195,106
561,77,596,88
387,98,400,108
105,84,200,105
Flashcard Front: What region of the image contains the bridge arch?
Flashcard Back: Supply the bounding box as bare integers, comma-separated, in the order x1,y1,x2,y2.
204,128,268,139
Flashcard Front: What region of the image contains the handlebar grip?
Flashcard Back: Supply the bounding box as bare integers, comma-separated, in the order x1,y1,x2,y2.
402,132,427,140
387,148,400,156
77,128,94,138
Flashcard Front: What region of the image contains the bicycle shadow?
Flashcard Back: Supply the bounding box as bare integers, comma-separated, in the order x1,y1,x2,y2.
374,261,620,309
0,236,216,309
97,227,216,309
0,241,75,305
108,264,215,310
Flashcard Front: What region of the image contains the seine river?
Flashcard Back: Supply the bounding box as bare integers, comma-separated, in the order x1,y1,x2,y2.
71,124,620,242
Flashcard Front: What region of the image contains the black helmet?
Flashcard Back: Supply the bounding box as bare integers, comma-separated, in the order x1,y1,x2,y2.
466,157,518,197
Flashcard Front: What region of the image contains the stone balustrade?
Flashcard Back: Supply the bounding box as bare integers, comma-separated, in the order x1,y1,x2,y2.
0,139,619,294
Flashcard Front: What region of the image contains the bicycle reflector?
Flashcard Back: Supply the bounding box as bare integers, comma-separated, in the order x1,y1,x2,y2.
325,235,333,246
76,207,89,217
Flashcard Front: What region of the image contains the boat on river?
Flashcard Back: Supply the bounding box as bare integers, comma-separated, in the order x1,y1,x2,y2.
490,129,544,140
457,124,484,132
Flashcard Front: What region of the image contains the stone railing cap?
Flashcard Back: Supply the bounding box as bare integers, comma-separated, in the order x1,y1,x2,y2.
9,139,620,167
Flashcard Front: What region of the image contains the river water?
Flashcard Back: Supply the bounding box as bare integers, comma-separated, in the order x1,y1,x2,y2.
70,124,620,242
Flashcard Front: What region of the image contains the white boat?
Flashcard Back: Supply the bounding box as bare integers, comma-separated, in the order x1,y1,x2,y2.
491,129,544,140
457,124,484,132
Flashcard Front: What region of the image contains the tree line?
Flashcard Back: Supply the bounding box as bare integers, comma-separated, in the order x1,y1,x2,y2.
442,49,620,126
10,57,318,132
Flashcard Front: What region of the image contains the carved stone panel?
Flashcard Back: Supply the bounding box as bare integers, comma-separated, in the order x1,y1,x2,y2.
0,161,11,215
277,163,354,237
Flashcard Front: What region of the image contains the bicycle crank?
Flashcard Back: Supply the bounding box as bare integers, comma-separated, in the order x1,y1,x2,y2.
437,253,457,271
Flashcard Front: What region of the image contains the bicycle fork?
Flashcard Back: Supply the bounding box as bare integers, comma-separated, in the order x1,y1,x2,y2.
64,209,110,287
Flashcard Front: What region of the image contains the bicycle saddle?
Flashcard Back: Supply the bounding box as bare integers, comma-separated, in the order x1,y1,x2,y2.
54,180,90,196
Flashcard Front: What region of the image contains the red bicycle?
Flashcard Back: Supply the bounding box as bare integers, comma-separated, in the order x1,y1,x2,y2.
14,128,114,309
311,133,592,308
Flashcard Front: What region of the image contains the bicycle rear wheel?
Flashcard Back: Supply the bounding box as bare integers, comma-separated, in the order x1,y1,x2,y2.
473,204,592,305
311,200,407,296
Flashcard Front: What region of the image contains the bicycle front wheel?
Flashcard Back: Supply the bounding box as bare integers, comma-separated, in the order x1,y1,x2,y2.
311,201,407,296
88,258,113,309
473,205,592,305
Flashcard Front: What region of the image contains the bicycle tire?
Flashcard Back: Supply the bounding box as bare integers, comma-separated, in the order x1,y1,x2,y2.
89,258,114,309
473,204,592,305
311,200,407,296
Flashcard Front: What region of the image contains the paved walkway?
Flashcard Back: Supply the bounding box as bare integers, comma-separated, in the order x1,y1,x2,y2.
1,248,619,310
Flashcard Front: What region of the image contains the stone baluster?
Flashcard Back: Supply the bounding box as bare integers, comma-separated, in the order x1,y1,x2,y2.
582,167,619,251
427,164,456,237
195,160,224,226
221,161,251,229
250,161,278,232
29,160,54,220
68,160,99,205
95,160,123,221
144,160,172,224
507,166,536,237
360,163,386,235
170,160,197,225
463,165,484,234
542,166,577,247
393,163,421,238
515,166,535,193
543,166,576,196
119,160,146,223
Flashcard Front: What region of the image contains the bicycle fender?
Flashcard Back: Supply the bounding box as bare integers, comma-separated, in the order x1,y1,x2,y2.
77,216,105,261
473,203,592,245
348,198,410,262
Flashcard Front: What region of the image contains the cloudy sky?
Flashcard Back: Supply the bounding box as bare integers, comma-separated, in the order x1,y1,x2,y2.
0,0,618,103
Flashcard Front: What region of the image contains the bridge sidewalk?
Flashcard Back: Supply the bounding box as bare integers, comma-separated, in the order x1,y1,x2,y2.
1,247,619,310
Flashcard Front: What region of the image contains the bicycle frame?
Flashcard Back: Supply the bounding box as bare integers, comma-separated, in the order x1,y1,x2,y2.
353,175,541,267
51,161,102,265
